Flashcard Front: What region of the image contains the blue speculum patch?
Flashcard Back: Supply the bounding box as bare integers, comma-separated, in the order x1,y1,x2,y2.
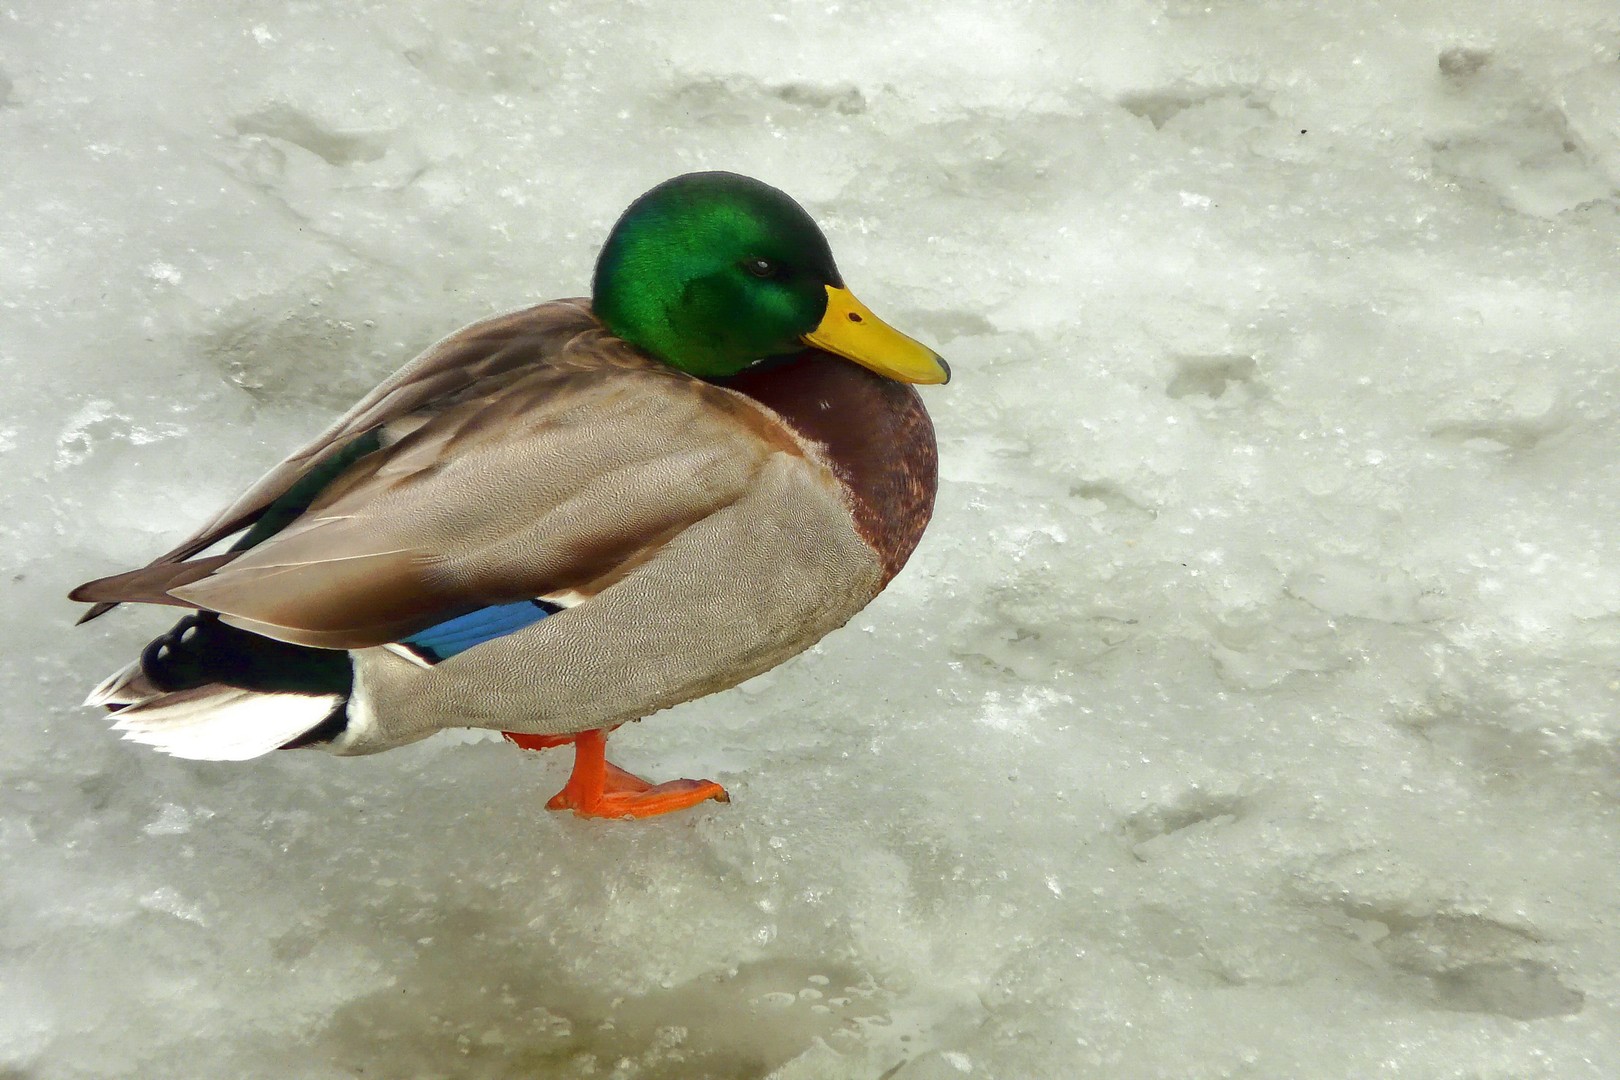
400,599,560,662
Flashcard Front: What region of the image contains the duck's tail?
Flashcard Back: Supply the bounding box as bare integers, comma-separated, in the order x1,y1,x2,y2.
97,683,347,760
86,613,351,761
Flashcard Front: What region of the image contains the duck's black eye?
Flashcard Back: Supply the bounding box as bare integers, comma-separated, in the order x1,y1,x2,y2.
742,257,780,279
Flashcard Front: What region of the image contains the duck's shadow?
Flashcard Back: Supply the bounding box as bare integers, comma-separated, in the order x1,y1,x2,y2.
308,900,880,1078
276,744,888,1078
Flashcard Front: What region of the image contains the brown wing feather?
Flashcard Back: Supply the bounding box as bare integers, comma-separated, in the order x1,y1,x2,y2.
70,554,240,610
72,299,604,622
73,301,797,650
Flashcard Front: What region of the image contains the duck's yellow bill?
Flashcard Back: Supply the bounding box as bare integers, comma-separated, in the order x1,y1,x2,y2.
802,286,950,385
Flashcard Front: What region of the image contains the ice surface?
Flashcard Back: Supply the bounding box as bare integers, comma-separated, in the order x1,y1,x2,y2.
5,0,1620,1076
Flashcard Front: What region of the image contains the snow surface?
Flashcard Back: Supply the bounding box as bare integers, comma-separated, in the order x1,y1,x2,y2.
6,1,1620,1077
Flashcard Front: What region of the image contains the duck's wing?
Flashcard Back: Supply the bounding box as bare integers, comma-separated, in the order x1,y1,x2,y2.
74,299,602,623
71,302,800,647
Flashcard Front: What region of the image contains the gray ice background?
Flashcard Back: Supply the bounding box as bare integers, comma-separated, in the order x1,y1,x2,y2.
4,1,1620,1077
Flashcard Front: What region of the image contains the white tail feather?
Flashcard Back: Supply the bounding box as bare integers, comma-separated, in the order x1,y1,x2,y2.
109,686,342,761
85,659,160,708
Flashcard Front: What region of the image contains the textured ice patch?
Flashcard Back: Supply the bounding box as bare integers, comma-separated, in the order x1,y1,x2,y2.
7,0,1620,1077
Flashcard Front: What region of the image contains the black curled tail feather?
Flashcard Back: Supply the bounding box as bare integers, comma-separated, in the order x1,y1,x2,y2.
139,612,353,697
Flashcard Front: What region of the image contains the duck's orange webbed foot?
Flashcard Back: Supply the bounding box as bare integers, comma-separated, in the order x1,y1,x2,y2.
508,728,728,820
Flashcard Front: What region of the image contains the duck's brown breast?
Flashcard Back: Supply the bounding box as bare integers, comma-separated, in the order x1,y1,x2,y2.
720,352,938,585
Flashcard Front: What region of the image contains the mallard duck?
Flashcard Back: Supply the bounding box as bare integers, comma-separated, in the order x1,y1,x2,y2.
70,171,947,819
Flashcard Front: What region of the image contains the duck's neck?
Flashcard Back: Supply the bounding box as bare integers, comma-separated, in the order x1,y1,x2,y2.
720,353,938,584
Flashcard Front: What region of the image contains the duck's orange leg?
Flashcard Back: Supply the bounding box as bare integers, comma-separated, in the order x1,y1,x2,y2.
504,728,728,819
502,731,577,752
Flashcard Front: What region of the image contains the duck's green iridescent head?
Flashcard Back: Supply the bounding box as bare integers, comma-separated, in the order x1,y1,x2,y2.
592,172,949,384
